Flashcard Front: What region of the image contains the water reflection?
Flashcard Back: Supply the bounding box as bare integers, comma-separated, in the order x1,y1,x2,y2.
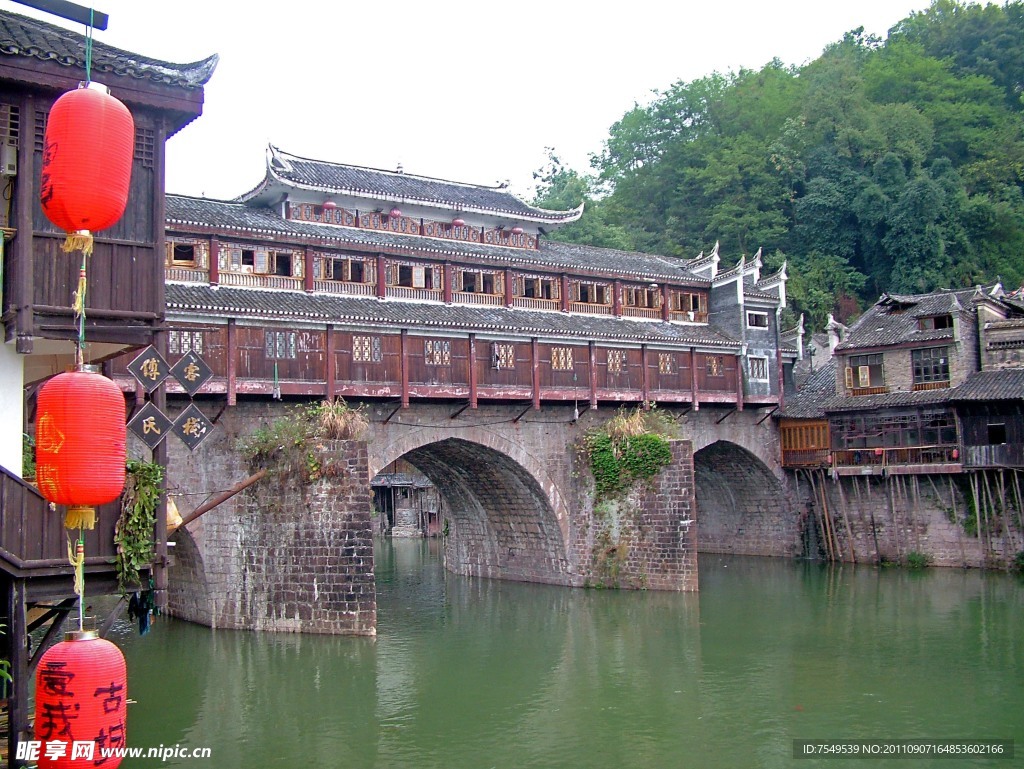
116,544,1022,769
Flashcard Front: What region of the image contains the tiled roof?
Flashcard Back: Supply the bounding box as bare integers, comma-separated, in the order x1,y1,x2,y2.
166,195,708,285
779,360,837,419
950,369,1024,401
165,283,739,349
0,9,217,88
237,146,582,224
835,288,981,351
821,387,956,413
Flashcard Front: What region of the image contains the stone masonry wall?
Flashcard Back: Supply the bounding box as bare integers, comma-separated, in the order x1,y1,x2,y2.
568,440,698,591
791,471,992,567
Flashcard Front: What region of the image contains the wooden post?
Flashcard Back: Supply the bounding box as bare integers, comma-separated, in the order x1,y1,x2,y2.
14,95,35,353
469,334,478,409
304,247,314,293
227,318,237,406
7,578,29,769
613,279,622,317
560,275,570,313
209,236,220,285
443,262,453,304
588,341,598,408
504,268,513,307
376,254,387,299
690,349,700,411
400,329,410,408
531,337,541,410
325,324,336,399
641,344,650,404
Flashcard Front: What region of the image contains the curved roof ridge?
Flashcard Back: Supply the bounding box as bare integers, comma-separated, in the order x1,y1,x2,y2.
236,145,584,224
0,8,218,87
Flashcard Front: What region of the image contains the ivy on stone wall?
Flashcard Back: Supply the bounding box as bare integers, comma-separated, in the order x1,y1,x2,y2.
583,406,675,501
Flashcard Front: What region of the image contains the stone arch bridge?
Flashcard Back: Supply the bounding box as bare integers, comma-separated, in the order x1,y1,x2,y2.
164,400,790,634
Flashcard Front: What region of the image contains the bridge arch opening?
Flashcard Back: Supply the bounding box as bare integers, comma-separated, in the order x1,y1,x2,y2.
375,437,570,585
694,440,796,557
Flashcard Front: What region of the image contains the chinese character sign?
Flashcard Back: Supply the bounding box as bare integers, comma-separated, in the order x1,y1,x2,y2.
35,633,127,768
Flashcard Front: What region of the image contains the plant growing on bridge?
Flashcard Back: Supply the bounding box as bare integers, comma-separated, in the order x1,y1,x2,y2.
583,405,676,501
115,458,163,596
238,398,368,482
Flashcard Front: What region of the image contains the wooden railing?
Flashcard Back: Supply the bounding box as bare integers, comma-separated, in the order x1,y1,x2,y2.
166,266,207,283
912,380,951,392
961,443,1024,469
386,286,443,301
622,306,661,320
512,297,560,311
220,273,303,290
452,291,503,306
670,310,709,323
850,386,889,396
314,280,376,296
832,445,960,470
569,302,613,315
781,448,830,468
0,466,120,576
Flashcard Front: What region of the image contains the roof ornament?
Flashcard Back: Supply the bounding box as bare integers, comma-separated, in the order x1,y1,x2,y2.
396,163,404,174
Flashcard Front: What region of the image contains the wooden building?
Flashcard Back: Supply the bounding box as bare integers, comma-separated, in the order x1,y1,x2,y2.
113,146,796,412
779,284,1024,475
0,8,215,764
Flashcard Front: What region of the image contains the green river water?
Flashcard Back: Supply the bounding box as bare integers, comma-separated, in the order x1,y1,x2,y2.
108,541,1024,768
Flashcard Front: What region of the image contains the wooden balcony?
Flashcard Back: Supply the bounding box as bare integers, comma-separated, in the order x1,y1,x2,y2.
912,380,951,392
314,280,376,296
832,445,962,476
0,466,120,579
850,386,889,396
961,443,1024,469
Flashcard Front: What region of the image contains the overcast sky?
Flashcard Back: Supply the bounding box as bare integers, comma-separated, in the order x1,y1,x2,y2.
10,0,929,200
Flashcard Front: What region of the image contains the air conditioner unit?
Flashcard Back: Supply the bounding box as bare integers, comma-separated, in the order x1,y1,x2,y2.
1,138,16,176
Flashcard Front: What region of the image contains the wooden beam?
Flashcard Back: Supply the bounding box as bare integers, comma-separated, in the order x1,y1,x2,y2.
690,348,699,411
8,578,29,768
325,324,336,399
12,1,110,29
589,341,598,408
449,402,471,420
400,329,410,408
172,469,267,531
208,236,220,285
531,338,541,410
641,344,650,404
468,333,478,408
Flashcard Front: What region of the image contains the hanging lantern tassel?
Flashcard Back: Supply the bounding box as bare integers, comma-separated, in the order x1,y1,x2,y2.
66,505,97,530
68,537,86,597
63,230,95,257
72,262,88,318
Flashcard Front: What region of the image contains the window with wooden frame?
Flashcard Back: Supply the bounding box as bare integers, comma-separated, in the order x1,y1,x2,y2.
460,268,502,295
748,356,769,382
516,275,559,300
321,256,367,283
846,353,884,389
918,315,953,331
623,286,657,308
705,355,724,377
491,343,515,370
573,281,610,305
672,291,707,315
658,353,675,375
270,250,296,278
265,331,297,360
606,349,626,374
167,242,197,266
352,335,382,363
388,262,439,289
168,330,204,355
911,346,950,384
424,340,451,366
551,347,574,371
746,311,770,329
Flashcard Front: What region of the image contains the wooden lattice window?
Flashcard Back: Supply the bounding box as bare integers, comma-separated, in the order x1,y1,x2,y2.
551,347,574,371
168,330,203,355
705,355,724,377
265,331,296,360
748,356,769,382
607,349,626,374
424,340,451,366
491,343,515,370
352,336,382,363
134,127,155,169
658,353,675,375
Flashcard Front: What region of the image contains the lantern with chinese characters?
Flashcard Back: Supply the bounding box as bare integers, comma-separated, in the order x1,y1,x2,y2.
35,631,127,768
40,82,135,253
35,366,126,529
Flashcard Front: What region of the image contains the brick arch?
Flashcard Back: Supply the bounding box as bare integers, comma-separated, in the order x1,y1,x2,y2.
693,440,798,557
370,432,570,585
369,427,571,545
167,524,212,626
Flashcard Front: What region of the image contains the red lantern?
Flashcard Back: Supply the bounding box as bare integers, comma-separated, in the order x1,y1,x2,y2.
511,226,524,235
952,448,959,460
389,207,402,219
35,366,126,529
322,201,337,210
452,217,466,228
36,631,127,768
40,82,135,247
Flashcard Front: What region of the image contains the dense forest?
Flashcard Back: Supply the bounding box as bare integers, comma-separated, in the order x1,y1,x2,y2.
532,0,1024,330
